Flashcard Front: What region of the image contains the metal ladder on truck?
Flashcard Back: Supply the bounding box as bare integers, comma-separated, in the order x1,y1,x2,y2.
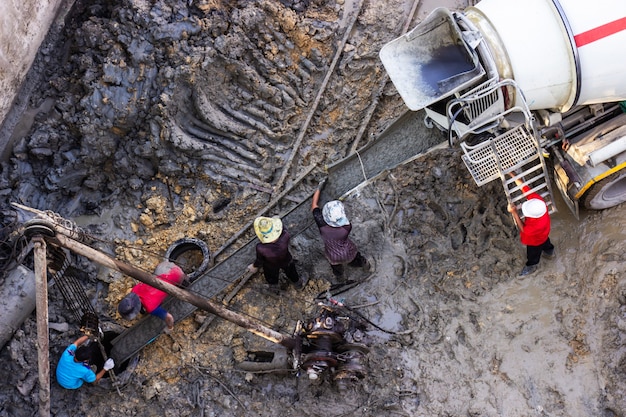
446,79,557,218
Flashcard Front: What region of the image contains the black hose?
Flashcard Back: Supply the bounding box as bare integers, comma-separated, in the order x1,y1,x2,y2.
337,303,403,335
314,280,360,300
448,105,466,148
315,289,407,335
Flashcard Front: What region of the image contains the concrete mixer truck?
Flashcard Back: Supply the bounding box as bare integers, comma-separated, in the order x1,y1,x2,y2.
379,0,626,218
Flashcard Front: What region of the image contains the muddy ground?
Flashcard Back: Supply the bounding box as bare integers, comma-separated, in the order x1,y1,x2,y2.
0,0,625,416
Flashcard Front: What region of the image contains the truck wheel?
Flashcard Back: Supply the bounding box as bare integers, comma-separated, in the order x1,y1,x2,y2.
582,170,626,210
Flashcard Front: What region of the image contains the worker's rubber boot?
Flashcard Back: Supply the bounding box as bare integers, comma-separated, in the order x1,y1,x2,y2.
267,283,280,295
542,248,555,260
362,257,374,273
519,264,538,276
293,272,308,290
332,264,345,281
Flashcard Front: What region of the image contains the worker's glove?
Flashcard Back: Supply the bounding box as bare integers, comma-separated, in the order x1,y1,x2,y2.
317,177,327,191
103,358,115,371
247,264,259,274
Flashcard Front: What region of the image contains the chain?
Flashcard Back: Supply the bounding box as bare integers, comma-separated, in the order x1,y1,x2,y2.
42,209,89,241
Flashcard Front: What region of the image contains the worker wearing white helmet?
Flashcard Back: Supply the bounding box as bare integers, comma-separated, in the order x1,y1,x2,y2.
507,173,555,276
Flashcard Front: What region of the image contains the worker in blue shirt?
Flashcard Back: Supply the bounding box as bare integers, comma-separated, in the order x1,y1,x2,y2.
55,335,114,389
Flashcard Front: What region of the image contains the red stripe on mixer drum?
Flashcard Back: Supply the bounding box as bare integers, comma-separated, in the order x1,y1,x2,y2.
575,17,626,47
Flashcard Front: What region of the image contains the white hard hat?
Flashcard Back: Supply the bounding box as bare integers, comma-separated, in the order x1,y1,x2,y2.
521,199,547,218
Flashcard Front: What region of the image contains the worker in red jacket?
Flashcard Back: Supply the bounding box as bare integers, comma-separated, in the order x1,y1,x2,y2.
117,260,186,329
507,173,555,276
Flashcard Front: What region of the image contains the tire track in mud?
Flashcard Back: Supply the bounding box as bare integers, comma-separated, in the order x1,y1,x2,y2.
167,2,351,190
166,0,424,198
109,0,439,366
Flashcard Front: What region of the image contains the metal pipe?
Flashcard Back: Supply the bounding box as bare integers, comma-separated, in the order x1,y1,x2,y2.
588,135,626,167
95,339,122,396
33,236,50,417
0,262,36,351
46,233,293,348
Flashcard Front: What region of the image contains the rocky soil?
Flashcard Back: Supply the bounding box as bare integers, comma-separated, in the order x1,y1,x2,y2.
1,0,625,416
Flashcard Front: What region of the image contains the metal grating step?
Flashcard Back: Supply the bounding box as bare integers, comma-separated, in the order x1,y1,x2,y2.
461,124,539,186
452,78,557,219
447,79,532,141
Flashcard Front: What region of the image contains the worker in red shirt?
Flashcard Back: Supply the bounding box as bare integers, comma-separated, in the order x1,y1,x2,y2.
117,260,187,329
507,173,555,276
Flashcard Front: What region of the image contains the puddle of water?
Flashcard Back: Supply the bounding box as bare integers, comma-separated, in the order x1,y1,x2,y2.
368,308,403,340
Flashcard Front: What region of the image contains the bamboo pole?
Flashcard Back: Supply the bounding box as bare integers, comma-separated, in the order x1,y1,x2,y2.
349,0,422,154
273,0,365,193
47,233,292,348
33,236,50,417
194,270,255,339
212,163,316,260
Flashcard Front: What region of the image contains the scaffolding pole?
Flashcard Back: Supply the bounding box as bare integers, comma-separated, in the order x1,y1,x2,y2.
33,236,50,417
46,233,292,348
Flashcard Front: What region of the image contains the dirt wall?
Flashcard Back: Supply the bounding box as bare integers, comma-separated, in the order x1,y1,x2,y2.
0,0,70,154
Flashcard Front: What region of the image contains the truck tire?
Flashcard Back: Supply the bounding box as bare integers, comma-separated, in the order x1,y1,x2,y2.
164,238,212,283
582,170,626,210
